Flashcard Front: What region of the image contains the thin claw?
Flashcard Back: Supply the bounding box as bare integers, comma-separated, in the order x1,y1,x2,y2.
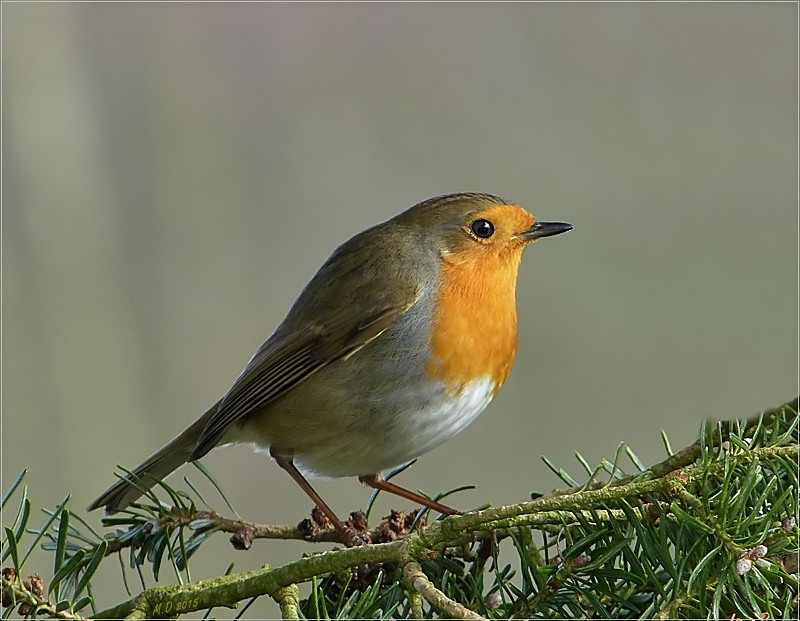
271,450,372,546
359,474,462,516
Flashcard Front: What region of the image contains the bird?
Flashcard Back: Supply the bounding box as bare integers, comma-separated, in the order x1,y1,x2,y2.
88,192,572,545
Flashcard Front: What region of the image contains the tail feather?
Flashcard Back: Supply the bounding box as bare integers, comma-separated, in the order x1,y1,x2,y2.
87,401,220,513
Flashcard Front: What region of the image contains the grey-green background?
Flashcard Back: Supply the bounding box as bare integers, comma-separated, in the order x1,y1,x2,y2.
4,2,797,618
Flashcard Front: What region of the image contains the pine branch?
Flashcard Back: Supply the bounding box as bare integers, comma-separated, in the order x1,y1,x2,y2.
2,396,797,619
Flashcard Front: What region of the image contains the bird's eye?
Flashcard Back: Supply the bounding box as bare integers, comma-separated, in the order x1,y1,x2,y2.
469,219,495,239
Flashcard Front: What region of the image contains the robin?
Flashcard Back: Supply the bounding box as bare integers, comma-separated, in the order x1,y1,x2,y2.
88,193,572,545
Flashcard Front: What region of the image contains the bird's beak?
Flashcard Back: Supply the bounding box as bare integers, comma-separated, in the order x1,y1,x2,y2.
520,221,573,241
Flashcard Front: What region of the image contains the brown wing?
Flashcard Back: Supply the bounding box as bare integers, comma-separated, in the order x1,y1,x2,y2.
189,285,420,460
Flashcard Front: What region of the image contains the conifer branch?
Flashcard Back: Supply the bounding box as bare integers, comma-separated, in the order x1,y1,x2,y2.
402,561,483,620
3,396,797,619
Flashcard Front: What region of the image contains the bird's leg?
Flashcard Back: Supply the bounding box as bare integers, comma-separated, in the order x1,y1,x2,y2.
270,450,368,546
359,474,462,516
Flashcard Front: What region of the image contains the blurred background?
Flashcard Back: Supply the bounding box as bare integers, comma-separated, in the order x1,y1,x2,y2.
3,2,797,617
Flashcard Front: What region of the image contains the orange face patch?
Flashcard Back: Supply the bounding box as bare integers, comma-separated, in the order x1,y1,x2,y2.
427,204,537,394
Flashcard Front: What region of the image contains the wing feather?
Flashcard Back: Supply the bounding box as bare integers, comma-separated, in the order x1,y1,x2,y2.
189,286,420,460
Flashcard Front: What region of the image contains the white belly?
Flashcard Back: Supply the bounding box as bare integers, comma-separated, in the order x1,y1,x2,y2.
400,377,495,457
291,376,497,477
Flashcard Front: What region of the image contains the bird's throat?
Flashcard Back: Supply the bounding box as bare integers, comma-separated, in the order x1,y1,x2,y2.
427,250,522,395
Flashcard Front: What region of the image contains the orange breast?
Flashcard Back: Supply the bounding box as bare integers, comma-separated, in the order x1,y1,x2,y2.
427,246,524,395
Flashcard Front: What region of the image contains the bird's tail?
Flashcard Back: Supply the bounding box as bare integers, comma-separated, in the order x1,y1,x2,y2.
87,401,220,514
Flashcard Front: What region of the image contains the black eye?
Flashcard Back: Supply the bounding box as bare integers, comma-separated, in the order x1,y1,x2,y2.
469,219,495,239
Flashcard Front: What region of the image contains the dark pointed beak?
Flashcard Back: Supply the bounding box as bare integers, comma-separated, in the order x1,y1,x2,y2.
521,221,573,241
